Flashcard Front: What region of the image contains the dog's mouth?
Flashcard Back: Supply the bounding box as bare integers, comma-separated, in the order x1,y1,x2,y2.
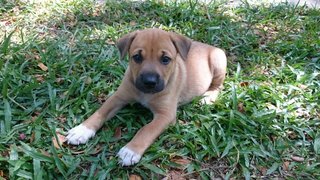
135,72,165,94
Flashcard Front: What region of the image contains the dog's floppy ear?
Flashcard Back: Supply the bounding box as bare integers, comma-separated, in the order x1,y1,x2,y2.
116,31,138,59
170,32,192,60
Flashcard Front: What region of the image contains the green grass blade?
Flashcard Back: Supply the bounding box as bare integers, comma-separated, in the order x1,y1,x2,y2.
143,163,166,175
221,139,234,158
20,142,53,163
33,158,42,180
314,135,320,155
4,99,12,133
12,160,26,172
0,30,15,55
242,166,250,180
266,162,280,175
16,169,33,179
50,144,67,177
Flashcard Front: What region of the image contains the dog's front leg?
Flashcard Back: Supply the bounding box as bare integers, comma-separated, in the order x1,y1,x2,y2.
117,109,175,166
66,90,130,145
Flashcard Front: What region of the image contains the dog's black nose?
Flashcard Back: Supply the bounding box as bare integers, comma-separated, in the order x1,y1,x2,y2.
136,72,164,93
141,73,159,87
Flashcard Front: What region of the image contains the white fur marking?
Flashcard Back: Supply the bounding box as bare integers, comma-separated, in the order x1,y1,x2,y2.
66,124,96,145
201,91,219,105
117,146,141,166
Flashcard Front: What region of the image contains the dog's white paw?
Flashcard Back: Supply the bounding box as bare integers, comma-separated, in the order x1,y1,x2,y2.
200,91,219,105
117,146,142,166
200,96,215,105
66,124,96,145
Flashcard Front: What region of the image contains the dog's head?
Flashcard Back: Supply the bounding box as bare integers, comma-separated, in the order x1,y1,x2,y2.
117,28,191,94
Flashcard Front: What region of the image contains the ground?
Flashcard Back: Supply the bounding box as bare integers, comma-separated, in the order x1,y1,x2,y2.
223,0,319,8
0,0,319,179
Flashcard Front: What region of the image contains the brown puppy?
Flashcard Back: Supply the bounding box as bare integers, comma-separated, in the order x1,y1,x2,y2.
66,28,227,166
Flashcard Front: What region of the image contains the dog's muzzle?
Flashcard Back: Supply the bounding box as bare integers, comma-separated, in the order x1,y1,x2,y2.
135,72,164,94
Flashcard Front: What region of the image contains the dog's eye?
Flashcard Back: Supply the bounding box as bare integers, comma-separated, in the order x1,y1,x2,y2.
132,54,143,63
160,56,171,65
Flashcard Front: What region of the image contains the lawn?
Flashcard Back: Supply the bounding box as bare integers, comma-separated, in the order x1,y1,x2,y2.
0,0,319,179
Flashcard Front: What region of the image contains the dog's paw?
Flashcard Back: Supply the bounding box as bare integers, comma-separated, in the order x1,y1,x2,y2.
117,146,142,166
200,90,219,105
66,124,96,145
200,96,215,105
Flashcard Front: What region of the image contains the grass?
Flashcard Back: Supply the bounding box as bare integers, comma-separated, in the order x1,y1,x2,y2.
0,0,319,179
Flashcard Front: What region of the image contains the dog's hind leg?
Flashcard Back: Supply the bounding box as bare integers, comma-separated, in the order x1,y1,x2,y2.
201,77,224,104
201,48,227,104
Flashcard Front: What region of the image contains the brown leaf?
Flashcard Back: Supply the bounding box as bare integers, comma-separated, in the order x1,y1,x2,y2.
258,166,267,176
52,132,66,149
57,115,67,123
240,81,249,87
266,103,277,110
178,119,187,125
291,155,304,162
287,131,297,139
38,62,48,71
237,102,245,113
0,148,9,157
253,29,262,36
85,77,92,84
90,144,103,155
34,74,45,83
270,135,277,141
70,150,86,155
283,161,290,171
130,21,136,26
56,78,64,84
163,170,185,180
298,84,308,90
97,94,108,104
171,157,191,170
228,53,237,62
106,39,115,45
34,54,40,60
129,174,142,180
29,132,35,143
92,11,100,17
40,149,51,157
113,127,122,139
173,158,191,166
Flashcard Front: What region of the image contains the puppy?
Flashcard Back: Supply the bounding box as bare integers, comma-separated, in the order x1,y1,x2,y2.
66,28,227,166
